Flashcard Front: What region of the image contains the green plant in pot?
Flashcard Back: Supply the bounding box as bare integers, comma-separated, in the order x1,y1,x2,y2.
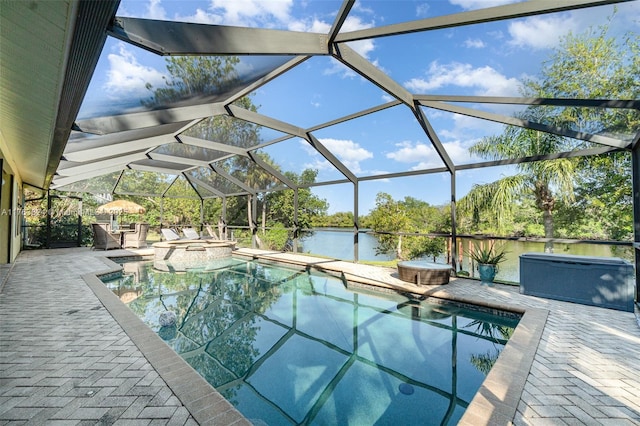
466,242,507,286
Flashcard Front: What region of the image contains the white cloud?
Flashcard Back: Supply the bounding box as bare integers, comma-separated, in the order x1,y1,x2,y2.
145,1,378,79
353,2,375,16
386,140,474,170
175,8,221,24
386,141,443,170
289,18,331,33
508,15,577,50
488,30,505,41
321,138,373,173
440,140,476,164
103,43,166,99
304,158,332,172
386,141,436,166
449,0,521,10
381,93,395,103
308,94,323,108
404,61,521,96
323,61,357,78
342,16,376,58
169,0,294,26
504,3,640,51
145,0,166,20
301,138,373,174
464,38,486,48
209,0,293,27
416,3,430,18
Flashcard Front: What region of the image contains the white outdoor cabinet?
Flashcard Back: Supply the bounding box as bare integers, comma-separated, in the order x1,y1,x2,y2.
519,253,635,312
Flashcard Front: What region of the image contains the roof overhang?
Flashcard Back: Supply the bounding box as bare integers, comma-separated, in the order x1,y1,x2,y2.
0,0,120,189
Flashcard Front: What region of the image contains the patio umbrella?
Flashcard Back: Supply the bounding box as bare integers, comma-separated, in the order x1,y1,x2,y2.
96,200,146,229
96,200,146,215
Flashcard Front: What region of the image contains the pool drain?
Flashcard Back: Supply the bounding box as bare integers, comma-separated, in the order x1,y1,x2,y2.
399,383,414,395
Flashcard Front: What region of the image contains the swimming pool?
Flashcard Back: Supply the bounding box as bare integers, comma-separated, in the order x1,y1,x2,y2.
104,259,520,425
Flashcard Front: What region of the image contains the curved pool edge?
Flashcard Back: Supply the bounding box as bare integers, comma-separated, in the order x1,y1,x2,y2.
153,240,236,265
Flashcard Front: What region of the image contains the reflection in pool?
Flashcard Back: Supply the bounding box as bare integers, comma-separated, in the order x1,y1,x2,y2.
104,259,519,425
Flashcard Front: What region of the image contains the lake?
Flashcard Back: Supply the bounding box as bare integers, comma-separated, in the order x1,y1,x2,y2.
300,228,394,262
299,228,633,283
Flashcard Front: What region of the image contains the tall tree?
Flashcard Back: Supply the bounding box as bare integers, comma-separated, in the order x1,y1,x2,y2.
266,169,328,229
367,193,446,260
369,192,410,259
534,22,639,242
458,19,639,249
459,113,576,251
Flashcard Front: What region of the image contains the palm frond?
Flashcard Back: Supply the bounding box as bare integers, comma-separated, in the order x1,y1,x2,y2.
521,158,576,202
469,130,529,160
458,174,529,231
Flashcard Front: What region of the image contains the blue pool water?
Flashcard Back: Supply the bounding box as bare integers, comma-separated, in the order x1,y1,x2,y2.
104,259,519,425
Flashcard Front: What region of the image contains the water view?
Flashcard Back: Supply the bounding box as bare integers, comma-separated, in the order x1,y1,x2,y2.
300,229,633,283
105,259,519,425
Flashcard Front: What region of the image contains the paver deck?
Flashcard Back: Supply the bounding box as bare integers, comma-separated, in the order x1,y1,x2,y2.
2,247,640,425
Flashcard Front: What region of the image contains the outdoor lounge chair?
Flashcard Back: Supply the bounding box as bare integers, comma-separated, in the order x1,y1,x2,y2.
182,227,201,240
91,223,121,250
206,221,229,240
123,223,149,248
161,228,181,241
205,224,219,239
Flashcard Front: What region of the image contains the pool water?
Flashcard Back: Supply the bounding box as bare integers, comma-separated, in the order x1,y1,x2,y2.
104,259,520,425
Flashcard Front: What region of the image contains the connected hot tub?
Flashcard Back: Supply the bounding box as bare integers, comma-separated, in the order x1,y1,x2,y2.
153,240,236,270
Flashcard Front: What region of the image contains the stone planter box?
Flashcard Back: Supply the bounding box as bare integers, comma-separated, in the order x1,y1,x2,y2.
519,253,634,312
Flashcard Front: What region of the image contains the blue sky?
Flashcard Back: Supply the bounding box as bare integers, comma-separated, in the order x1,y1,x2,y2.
79,0,640,214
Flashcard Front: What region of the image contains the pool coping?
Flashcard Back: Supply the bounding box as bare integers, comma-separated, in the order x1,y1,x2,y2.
82,256,251,426
85,251,548,425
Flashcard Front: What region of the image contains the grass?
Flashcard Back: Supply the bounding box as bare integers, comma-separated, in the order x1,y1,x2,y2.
359,259,399,268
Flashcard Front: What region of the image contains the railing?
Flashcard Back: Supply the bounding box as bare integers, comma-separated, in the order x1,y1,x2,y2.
22,222,89,249
295,228,633,284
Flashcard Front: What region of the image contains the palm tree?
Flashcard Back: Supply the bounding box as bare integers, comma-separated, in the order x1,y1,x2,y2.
459,21,640,251
458,108,577,252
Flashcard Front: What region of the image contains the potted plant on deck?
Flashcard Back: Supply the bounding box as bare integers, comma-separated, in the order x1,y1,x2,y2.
466,242,507,286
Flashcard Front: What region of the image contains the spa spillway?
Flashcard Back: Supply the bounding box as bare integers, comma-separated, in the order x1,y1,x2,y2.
152,240,236,271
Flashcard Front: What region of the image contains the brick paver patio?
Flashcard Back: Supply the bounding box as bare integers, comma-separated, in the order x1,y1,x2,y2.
1,247,640,425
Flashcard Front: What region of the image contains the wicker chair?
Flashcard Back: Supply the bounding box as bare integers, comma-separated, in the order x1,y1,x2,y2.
91,223,121,250
123,223,149,248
